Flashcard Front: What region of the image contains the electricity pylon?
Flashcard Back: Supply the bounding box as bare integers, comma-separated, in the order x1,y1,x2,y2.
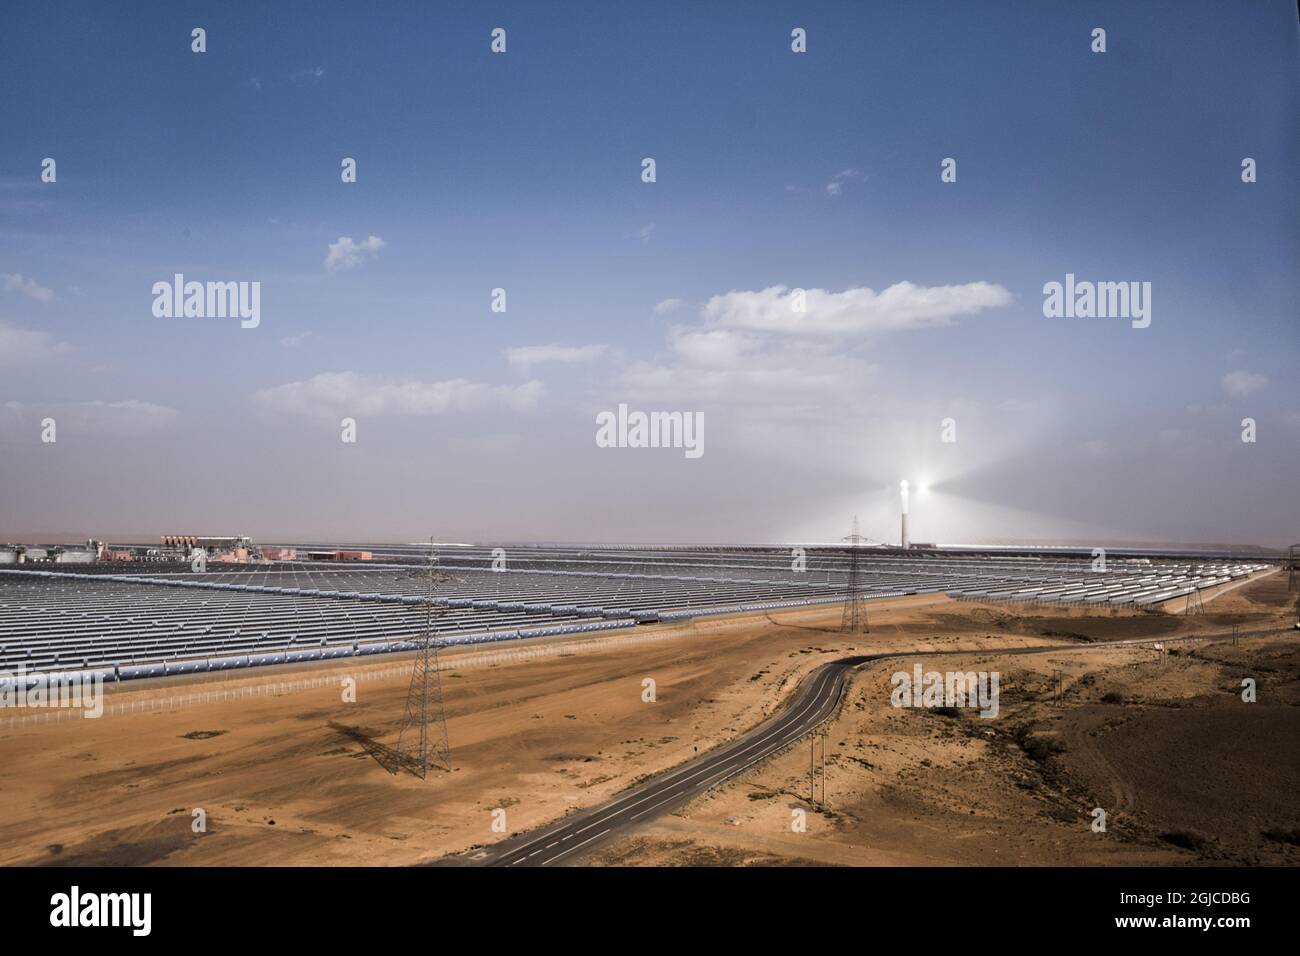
840,516,870,633
395,539,452,778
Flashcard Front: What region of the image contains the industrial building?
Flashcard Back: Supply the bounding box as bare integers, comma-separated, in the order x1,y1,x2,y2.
161,535,258,563
0,541,101,565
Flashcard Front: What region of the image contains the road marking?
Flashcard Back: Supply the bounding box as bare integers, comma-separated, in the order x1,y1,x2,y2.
541,828,611,865
626,671,845,820
606,669,837,823
491,660,856,863
532,662,841,841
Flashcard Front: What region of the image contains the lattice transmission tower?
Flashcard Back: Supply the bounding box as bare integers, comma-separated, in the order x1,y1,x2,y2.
395,539,453,778
1288,544,1299,593
840,515,870,633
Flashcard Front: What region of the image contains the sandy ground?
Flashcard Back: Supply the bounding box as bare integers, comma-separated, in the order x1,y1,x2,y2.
0,595,940,866
1,574,1294,867
589,572,1300,866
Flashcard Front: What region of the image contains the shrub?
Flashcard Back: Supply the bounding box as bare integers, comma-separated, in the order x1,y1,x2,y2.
1160,829,1210,851
1021,735,1067,763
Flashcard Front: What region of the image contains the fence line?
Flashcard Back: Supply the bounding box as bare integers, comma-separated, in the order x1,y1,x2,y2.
1,623,693,730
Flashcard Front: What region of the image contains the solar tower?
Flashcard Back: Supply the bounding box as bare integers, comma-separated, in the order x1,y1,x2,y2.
900,480,910,550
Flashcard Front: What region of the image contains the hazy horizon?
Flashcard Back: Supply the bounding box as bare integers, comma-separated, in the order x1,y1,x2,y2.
1,529,1288,555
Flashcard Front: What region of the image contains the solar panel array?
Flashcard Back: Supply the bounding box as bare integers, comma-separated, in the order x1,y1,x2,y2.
0,546,1271,688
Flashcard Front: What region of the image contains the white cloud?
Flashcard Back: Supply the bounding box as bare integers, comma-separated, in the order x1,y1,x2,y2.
1221,369,1268,398
624,343,878,406
290,66,326,84
2,273,55,302
825,168,864,197
625,223,655,242
254,371,544,420
0,399,179,437
702,281,1012,337
0,319,69,365
620,280,1009,407
654,298,686,315
325,235,386,271
624,324,879,405
280,331,312,349
505,344,608,373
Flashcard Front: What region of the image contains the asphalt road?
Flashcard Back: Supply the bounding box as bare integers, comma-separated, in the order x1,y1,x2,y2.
469,653,873,867
447,626,1286,867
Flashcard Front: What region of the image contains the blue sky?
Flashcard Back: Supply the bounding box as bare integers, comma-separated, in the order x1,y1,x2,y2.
1,1,1297,546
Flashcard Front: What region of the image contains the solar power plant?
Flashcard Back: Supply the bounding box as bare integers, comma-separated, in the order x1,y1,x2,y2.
0,547,1272,684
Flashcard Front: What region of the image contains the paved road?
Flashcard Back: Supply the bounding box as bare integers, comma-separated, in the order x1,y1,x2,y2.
447,627,1287,867
468,653,872,867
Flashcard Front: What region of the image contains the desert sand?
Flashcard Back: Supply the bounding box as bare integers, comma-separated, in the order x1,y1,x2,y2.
0,574,1294,867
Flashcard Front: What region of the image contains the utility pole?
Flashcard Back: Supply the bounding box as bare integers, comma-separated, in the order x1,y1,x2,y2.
820,729,827,807
808,728,830,808
1288,544,1300,628
810,735,816,804
841,516,870,633
395,538,453,778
